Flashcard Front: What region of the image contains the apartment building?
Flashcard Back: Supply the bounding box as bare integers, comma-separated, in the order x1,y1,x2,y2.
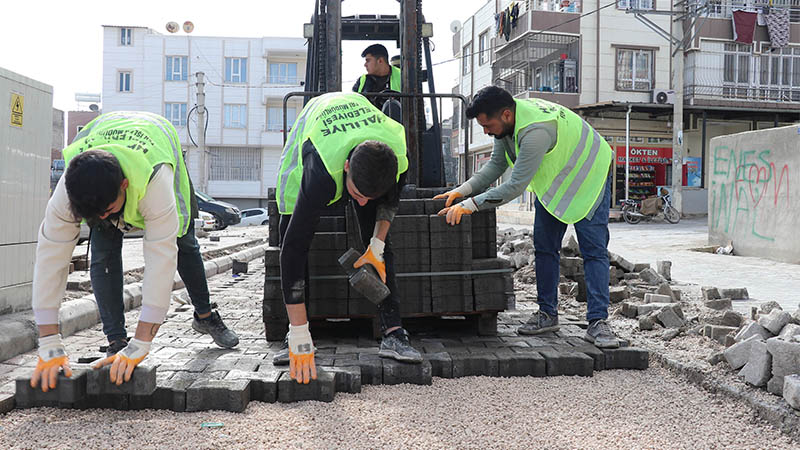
453,0,800,212
102,25,306,209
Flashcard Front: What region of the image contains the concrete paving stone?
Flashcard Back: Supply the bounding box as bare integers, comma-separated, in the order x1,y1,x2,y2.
704,325,739,345
656,283,678,300
645,293,674,304
197,370,229,381
656,305,686,329
636,302,680,317
735,322,774,342
224,368,279,403
537,348,593,377
759,301,783,314
423,352,453,378
496,351,546,377
609,286,629,303
759,309,793,335
571,345,606,371
656,260,672,280
739,340,772,387
633,263,651,272
0,392,14,414
778,324,800,341
346,356,383,385
724,335,763,370
705,298,733,310
83,393,131,410
87,365,157,396
639,313,657,331
638,268,665,285
325,366,362,393
186,379,251,412
620,302,639,318
766,337,800,396
382,360,432,385
316,357,335,366
701,286,721,301
608,251,635,272
768,376,784,395
601,348,649,370
277,370,335,403
783,374,800,410
151,377,194,412
450,352,499,377
15,369,88,408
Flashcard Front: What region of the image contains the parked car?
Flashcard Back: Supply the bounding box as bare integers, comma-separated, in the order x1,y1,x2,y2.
195,191,241,230
198,211,216,231
235,208,269,227
78,222,144,245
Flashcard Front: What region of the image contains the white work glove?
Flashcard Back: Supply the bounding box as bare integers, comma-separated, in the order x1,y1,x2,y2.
31,334,72,392
354,237,386,282
93,338,151,386
433,183,473,207
439,197,478,226
288,322,317,384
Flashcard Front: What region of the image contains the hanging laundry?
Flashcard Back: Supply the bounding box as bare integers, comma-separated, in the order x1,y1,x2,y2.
504,7,512,40
766,8,789,48
498,10,505,38
511,2,520,28
732,10,758,44
495,13,501,33
757,6,768,27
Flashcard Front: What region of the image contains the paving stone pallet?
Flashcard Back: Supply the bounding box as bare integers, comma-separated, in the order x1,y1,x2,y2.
263,186,512,341
12,322,648,412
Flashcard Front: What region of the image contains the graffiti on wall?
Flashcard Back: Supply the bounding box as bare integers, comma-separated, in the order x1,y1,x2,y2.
710,145,791,242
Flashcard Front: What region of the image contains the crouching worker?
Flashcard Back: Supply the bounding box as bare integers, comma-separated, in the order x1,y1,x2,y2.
30,111,239,392
274,92,423,384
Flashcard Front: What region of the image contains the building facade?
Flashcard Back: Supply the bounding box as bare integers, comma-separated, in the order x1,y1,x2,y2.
102,25,306,209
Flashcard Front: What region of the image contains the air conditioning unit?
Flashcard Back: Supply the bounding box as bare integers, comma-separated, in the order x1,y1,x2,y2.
652,89,676,105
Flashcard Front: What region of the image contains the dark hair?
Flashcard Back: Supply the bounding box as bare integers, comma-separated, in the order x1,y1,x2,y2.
348,140,398,198
64,149,124,221
465,85,515,119
361,44,389,63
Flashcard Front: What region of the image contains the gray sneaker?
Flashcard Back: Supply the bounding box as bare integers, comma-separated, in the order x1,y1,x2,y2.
518,311,560,335
272,333,290,366
192,311,240,348
585,319,620,349
379,328,422,363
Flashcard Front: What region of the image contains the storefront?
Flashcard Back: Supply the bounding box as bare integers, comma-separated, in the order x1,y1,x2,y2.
611,138,673,206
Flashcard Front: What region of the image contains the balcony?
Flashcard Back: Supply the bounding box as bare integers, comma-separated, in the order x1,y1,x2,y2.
688,0,800,23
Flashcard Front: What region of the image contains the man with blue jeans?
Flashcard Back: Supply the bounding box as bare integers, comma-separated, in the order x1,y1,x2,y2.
437,86,619,348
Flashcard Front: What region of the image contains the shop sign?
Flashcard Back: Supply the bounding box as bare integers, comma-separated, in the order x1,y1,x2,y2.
616,146,672,165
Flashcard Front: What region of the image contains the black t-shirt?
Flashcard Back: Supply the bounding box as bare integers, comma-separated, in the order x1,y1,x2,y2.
352,73,393,109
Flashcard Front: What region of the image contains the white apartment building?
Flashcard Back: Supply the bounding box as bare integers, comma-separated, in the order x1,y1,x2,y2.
102,25,306,209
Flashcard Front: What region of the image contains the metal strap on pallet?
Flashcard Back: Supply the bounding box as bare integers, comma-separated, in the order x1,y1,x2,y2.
264,267,513,281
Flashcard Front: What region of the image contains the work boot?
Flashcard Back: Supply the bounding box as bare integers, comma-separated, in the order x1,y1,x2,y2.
379,328,422,363
584,319,620,349
106,337,129,357
518,311,560,335
192,311,239,348
272,333,290,366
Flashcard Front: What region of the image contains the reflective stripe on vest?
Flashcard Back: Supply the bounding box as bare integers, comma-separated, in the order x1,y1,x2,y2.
507,98,612,224
63,111,193,236
276,92,408,215
357,66,402,93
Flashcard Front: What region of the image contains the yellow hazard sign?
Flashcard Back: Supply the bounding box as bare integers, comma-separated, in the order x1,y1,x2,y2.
10,93,24,127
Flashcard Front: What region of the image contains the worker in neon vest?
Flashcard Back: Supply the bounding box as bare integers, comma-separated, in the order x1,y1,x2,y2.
353,43,402,110
29,111,239,392
274,92,422,384
437,86,620,348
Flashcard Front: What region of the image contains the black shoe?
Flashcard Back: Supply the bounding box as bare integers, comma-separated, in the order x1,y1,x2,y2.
192,311,239,348
272,333,290,366
518,311,560,335
106,338,129,357
379,328,422,363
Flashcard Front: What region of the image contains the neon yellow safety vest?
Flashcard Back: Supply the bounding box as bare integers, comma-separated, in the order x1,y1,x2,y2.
507,98,612,224
276,92,408,215
63,111,194,236
357,66,402,93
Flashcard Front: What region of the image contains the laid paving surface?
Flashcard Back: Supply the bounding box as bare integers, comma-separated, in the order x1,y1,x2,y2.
1,255,647,413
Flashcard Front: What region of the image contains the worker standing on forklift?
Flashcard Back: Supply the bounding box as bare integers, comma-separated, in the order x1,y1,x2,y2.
353,44,402,110
436,86,620,349
273,92,423,384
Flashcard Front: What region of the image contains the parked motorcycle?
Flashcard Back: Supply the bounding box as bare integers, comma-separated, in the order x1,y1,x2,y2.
621,188,680,224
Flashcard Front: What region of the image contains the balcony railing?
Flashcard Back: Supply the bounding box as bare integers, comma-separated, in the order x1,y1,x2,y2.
689,0,800,23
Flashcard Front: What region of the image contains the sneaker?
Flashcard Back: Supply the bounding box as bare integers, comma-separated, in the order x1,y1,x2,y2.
379,328,422,363
518,311,560,335
106,338,129,357
192,311,240,348
585,319,620,349
272,333,290,366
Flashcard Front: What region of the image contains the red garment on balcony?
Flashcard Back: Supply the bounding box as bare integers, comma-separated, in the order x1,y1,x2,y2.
732,10,758,44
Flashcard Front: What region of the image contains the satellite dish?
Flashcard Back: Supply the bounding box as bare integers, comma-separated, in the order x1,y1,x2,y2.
89,104,99,112
449,20,462,33
166,21,179,33
183,21,194,33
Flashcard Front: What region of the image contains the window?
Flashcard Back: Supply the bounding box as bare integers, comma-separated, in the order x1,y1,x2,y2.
120,28,132,46
224,104,247,128
267,107,297,131
166,56,188,81
118,71,132,92
478,32,488,66
462,44,471,75
723,43,753,99
269,63,298,84
165,103,187,127
225,58,247,83
209,147,261,181
616,48,653,91
617,0,653,10
758,45,800,101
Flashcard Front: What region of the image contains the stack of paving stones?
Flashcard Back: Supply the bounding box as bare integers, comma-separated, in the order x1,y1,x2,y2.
264,186,513,339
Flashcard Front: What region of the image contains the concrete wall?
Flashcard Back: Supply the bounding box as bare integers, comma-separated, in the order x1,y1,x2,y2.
708,126,800,263
0,67,52,314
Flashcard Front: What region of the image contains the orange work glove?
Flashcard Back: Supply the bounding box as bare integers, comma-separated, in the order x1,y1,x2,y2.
93,338,151,385
438,198,478,226
353,237,386,283
433,184,473,207
31,334,72,393
288,323,317,384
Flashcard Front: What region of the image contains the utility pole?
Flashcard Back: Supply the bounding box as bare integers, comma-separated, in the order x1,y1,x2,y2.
195,71,207,192
671,1,685,215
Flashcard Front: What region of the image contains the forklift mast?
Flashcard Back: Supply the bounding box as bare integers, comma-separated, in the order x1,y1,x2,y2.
303,0,444,187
